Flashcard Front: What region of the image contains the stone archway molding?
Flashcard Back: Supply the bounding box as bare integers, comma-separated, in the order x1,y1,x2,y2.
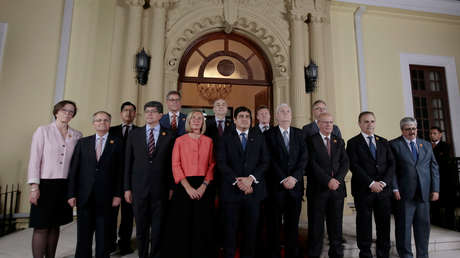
165,13,289,79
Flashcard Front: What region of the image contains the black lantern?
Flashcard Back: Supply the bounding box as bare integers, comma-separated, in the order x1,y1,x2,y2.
304,60,318,93
135,48,151,85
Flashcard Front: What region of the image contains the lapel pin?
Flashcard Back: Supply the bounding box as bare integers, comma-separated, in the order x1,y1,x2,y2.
375,136,379,141
110,140,114,144
333,139,337,143
419,143,423,147
162,132,166,136
182,118,185,121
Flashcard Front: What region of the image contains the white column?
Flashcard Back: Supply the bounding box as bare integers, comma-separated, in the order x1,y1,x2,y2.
140,1,168,107
120,0,144,103
289,12,309,128
354,6,368,111
310,14,326,102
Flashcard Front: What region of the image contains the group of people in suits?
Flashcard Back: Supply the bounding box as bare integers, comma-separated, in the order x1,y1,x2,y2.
28,95,444,258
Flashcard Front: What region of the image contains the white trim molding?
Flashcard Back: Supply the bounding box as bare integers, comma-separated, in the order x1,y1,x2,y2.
354,6,367,111
54,0,74,105
400,53,460,156
0,23,7,74
335,0,460,17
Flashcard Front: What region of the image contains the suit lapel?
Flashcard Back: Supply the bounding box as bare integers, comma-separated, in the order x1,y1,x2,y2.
399,136,416,165
358,134,375,160
314,134,329,158
375,135,384,161
330,135,338,159
416,139,425,164
99,134,114,163
231,130,244,157
275,127,289,155
152,127,167,158
88,135,97,164
141,126,149,154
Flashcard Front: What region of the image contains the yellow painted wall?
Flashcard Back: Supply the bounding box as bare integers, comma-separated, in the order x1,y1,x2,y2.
0,0,65,213
330,2,460,142
65,0,119,135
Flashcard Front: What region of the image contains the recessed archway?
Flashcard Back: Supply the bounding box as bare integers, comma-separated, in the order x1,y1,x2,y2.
177,31,273,122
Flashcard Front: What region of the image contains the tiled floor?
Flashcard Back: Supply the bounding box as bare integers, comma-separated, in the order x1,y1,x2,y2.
1,215,459,258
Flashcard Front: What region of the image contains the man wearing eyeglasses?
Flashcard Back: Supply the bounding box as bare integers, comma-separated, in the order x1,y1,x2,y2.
124,101,175,258
68,111,123,258
390,117,439,258
302,100,342,139
160,90,187,136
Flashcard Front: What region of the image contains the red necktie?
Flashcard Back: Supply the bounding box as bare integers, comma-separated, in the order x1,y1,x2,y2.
218,120,224,136
171,113,177,131
148,129,155,155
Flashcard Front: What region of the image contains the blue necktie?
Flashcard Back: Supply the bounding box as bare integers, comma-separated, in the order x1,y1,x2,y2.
368,136,376,159
410,141,418,161
241,133,247,151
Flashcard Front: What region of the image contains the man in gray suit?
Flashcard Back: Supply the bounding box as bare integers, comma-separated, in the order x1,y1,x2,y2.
390,117,439,258
302,100,342,139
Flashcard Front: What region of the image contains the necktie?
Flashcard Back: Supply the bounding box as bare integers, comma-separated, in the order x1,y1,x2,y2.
325,136,331,157
283,130,289,152
96,137,103,161
171,113,177,131
368,136,376,159
432,142,436,149
148,128,155,155
325,136,333,176
240,133,247,151
123,125,130,141
410,141,418,161
218,120,224,136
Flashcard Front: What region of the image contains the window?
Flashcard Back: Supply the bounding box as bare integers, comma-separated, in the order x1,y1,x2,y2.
410,65,453,147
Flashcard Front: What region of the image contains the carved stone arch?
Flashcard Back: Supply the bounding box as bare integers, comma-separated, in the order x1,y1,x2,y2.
164,14,289,79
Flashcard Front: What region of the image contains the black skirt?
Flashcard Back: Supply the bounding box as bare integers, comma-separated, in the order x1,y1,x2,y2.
164,176,214,258
29,179,73,229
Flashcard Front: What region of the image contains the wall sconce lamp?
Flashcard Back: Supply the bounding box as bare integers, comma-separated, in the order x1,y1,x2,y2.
135,48,151,85
305,60,318,93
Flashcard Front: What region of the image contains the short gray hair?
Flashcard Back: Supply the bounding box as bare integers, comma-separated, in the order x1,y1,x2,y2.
275,103,291,114
400,117,417,129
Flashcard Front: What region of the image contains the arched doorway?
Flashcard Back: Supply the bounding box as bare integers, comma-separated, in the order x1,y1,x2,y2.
177,32,273,122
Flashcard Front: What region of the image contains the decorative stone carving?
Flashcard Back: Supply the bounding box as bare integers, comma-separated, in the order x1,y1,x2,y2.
150,0,178,8
125,0,145,7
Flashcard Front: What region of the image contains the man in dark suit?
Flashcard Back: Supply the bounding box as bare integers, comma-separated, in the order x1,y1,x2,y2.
306,112,349,258
68,111,123,258
205,98,233,142
217,106,270,258
265,104,308,258
204,98,233,255
159,90,187,136
346,111,395,258
302,100,342,139
430,126,456,227
253,104,271,258
255,105,271,134
391,117,440,258
124,101,175,258
108,101,137,254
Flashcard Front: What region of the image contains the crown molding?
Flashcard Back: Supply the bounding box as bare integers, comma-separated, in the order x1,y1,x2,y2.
334,0,460,16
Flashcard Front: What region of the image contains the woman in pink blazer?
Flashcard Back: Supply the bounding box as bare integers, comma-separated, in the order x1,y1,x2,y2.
27,100,82,258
